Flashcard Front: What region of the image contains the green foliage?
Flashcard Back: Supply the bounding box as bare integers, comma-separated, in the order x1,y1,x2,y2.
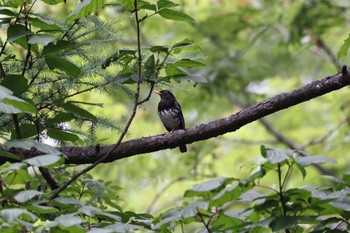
0,0,206,232
0,0,349,232
153,147,350,232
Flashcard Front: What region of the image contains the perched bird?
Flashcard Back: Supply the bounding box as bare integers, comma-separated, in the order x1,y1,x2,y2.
154,90,187,153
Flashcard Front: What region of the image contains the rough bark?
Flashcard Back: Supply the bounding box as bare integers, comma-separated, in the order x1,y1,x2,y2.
1,66,350,165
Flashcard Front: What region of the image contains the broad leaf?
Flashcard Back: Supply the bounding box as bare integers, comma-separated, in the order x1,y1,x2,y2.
54,213,85,227
269,216,298,231
7,24,31,42
66,0,105,22
157,0,179,9
45,54,81,77
24,154,64,167
2,96,37,113
26,204,59,214
4,139,61,154
171,59,206,68
338,33,350,59
262,146,293,164
14,190,42,203
1,74,28,96
184,177,231,197
158,8,193,21
0,208,37,222
47,128,79,142
149,45,169,53
295,155,336,167
29,17,62,31
11,123,44,139
42,40,75,55
181,200,209,218
28,34,56,45
41,0,65,4
46,112,75,124
63,102,97,122
0,150,20,161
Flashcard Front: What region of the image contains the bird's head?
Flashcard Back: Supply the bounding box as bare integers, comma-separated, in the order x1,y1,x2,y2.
154,90,176,100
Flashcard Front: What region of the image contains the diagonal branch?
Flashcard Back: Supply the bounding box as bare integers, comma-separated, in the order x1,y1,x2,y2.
2,66,350,165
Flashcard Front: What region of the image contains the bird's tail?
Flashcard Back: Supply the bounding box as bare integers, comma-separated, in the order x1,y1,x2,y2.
179,144,187,153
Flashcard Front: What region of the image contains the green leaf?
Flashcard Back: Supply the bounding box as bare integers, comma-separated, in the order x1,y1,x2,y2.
329,196,350,211
41,0,66,4
149,45,169,53
66,0,105,22
295,155,336,167
165,66,187,76
181,200,209,218
78,206,101,217
0,150,20,161
1,74,28,96
145,54,155,70
184,178,231,197
7,24,31,42
28,34,56,45
172,38,195,49
5,170,32,185
26,204,59,214
63,102,97,122
47,128,79,142
0,9,18,17
211,183,244,207
264,147,293,164
54,213,85,227
4,139,61,154
45,54,81,77
171,59,205,68
117,0,134,11
138,1,156,11
2,96,37,113
157,0,179,9
338,34,350,59
0,85,13,100
46,112,75,124
269,216,298,231
29,17,62,31
0,208,37,222
42,41,75,55
24,154,64,167
11,123,43,139
3,0,26,7
158,8,193,21
0,162,26,174
52,197,84,206
14,190,42,203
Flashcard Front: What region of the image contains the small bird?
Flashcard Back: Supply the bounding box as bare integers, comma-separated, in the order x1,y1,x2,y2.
154,90,187,153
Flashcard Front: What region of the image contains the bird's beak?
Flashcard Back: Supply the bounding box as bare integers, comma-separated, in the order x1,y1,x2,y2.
154,90,161,95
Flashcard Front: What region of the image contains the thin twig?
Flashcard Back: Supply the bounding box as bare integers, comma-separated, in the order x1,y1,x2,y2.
197,212,212,233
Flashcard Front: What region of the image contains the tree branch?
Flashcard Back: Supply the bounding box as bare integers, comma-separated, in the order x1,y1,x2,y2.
2,66,350,165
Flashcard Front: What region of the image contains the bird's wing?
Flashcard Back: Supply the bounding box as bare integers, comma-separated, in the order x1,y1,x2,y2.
175,101,185,129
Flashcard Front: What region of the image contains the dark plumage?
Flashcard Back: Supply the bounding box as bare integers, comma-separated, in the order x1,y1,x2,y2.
155,90,187,153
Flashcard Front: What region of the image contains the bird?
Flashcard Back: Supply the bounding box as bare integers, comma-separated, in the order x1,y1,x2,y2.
154,90,187,153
